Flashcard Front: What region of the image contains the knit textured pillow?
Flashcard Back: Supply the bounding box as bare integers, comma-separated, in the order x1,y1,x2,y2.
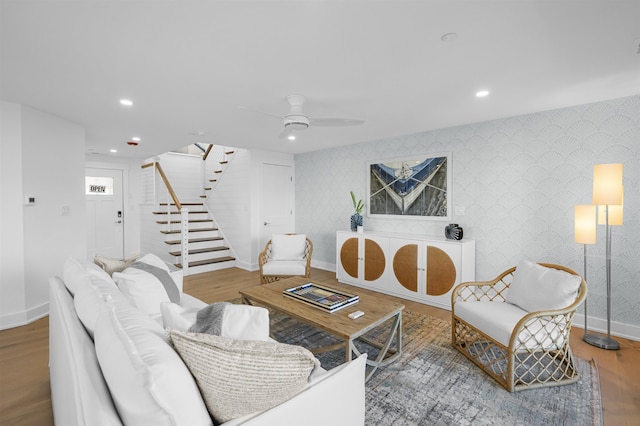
168,330,320,423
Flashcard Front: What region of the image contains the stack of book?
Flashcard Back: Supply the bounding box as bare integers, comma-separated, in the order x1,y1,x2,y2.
283,283,359,312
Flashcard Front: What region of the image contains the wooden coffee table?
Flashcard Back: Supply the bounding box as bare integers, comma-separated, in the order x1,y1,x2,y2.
240,277,404,381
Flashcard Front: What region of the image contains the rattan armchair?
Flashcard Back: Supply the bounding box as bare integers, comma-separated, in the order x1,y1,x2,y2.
451,263,587,392
258,235,313,284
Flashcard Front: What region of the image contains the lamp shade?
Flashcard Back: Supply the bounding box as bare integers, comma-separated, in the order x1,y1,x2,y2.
598,189,624,225
575,205,597,244
593,163,623,205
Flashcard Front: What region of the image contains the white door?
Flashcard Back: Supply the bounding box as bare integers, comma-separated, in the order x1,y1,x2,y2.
260,163,294,250
85,168,124,259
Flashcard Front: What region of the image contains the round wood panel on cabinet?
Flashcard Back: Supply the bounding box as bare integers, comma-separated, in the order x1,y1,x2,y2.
426,246,456,296
364,239,385,281
393,244,418,292
340,237,359,278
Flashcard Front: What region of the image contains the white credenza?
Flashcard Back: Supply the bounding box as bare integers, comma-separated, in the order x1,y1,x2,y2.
336,231,475,310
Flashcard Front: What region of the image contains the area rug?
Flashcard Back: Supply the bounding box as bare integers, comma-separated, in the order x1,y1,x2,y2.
268,310,602,426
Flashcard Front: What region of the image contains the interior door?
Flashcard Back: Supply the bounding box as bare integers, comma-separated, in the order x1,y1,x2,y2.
260,163,294,250
85,168,124,259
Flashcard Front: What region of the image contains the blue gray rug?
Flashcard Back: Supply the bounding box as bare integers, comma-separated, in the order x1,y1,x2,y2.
269,310,602,426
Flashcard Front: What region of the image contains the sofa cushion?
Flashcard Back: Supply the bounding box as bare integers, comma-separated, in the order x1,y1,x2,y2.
161,302,200,331
94,300,213,426
507,259,581,312
188,302,270,341
168,330,320,424
74,272,133,339
63,257,90,296
270,234,307,260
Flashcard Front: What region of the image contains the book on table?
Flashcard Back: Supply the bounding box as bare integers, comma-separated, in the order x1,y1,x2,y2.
283,282,359,312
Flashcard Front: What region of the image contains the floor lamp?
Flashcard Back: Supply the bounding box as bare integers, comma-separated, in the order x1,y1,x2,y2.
574,205,596,340
585,164,624,350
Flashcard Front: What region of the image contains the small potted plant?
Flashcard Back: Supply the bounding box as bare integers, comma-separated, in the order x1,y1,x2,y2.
350,191,364,232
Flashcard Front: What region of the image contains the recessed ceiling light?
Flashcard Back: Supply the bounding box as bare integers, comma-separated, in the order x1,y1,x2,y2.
120,99,133,106
132,137,141,141
441,33,458,42
475,90,490,98
109,149,118,153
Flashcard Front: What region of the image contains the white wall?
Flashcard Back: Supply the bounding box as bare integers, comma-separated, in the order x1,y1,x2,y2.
0,102,86,328
295,94,640,339
0,102,26,323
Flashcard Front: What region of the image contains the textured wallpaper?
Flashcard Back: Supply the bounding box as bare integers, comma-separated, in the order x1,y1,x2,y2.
295,95,639,329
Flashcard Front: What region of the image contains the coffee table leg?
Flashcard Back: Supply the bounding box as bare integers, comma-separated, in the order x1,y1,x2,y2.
350,312,403,381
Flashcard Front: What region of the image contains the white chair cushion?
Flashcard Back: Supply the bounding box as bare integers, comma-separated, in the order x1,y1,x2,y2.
94,300,212,426
455,301,566,350
270,234,307,260
507,259,581,313
262,260,307,276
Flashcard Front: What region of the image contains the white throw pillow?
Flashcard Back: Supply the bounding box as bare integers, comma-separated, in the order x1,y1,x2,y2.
507,259,581,313
113,268,173,318
221,304,270,341
270,234,307,261
94,300,212,426
168,330,319,424
161,302,200,331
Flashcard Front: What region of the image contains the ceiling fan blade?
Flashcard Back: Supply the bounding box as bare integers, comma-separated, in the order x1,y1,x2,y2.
309,118,365,127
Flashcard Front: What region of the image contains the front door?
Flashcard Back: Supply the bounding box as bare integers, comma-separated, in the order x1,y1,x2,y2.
85,168,124,259
260,163,294,250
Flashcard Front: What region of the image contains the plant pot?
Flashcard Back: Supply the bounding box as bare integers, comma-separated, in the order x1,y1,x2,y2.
350,213,363,232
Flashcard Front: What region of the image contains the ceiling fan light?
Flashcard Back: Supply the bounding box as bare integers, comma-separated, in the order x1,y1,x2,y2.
287,134,296,141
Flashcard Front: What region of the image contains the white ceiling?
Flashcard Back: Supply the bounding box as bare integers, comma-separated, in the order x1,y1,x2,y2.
2,1,639,159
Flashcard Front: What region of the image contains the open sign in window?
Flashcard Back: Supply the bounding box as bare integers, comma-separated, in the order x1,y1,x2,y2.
85,176,114,195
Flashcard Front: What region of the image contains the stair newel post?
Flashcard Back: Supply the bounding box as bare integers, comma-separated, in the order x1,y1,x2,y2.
181,208,189,276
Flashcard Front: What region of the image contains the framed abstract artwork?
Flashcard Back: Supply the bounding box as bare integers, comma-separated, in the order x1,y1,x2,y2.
367,152,451,220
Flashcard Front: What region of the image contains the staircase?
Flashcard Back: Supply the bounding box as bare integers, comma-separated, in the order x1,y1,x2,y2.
145,144,237,276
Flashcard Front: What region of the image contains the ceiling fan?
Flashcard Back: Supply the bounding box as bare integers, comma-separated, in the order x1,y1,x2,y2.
244,94,364,141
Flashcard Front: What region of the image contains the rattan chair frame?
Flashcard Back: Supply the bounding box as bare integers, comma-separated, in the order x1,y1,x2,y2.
451,263,587,392
258,235,313,284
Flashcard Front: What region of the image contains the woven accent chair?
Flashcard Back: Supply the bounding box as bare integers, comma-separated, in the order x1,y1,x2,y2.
451,262,587,392
258,234,313,284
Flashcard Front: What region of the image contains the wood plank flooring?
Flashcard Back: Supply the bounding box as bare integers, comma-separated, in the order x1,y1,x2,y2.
1,267,638,425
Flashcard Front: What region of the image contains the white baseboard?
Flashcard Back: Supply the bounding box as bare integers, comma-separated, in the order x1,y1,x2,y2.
0,301,49,331
573,313,640,342
310,260,335,273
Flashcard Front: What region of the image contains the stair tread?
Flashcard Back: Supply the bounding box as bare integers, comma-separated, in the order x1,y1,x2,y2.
165,236,224,245
156,219,212,224
169,246,229,256
160,227,218,235
175,256,235,268
160,202,203,206
153,211,208,215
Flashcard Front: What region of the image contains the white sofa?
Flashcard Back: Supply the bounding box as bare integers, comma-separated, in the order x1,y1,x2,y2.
49,257,366,425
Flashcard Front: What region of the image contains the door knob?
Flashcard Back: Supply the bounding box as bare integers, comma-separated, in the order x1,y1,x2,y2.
264,222,271,226
114,220,122,224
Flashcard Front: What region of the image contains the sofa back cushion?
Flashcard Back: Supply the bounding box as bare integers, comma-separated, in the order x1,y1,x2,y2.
94,300,213,426
506,259,581,312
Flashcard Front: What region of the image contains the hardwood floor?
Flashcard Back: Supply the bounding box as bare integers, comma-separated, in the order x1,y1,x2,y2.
1,267,638,425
